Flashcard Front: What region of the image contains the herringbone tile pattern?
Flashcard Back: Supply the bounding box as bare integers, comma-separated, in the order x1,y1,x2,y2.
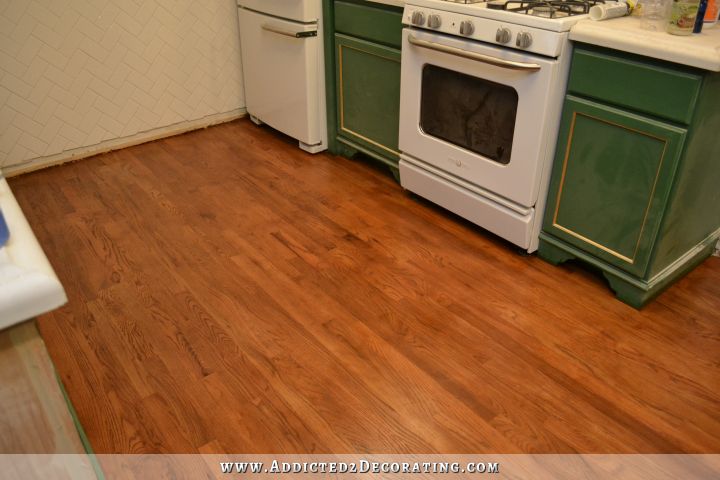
0,0,244,169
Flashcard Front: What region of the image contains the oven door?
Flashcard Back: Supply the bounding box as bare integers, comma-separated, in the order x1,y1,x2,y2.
399,28,560,209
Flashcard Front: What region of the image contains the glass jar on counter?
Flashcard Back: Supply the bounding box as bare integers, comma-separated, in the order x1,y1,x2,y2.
668,0,701,34
639,0,671,29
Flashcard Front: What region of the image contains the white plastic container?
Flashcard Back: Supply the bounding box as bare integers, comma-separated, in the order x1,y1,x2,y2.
589,1,631,20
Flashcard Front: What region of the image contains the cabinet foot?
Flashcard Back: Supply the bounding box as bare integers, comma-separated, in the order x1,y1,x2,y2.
538,237,576,266
390,166,400,184
336,142,358,159
539,232,718,309
608,240,717,308
602,273,653,309
249,114,263,126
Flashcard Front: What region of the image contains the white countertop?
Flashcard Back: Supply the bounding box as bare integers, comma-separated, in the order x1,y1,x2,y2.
570,16,720,71
365,0,405,7
0,177,66,330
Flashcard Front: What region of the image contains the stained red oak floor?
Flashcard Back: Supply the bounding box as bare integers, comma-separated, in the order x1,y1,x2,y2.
9,119,720,454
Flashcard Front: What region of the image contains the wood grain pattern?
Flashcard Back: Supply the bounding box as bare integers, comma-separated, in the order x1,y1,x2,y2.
8,119,720,454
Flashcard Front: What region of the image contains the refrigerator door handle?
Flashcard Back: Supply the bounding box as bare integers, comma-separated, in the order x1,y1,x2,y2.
262,23,317,38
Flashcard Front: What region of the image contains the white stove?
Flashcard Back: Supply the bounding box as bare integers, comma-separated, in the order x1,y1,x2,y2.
398,0,596,251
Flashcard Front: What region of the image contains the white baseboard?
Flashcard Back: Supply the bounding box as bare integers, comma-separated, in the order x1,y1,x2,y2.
2,108,247,178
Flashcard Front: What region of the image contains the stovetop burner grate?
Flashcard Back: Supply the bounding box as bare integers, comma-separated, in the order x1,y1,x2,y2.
487,0,607,17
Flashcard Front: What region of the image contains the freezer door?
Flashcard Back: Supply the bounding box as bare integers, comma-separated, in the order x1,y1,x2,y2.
239,8,323,146
239,0,320,23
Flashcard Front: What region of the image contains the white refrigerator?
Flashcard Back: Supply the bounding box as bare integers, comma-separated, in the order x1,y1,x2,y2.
238,0,328,154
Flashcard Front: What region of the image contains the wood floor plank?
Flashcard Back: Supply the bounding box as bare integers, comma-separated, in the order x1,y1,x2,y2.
228,233,520,453
8,119,720,454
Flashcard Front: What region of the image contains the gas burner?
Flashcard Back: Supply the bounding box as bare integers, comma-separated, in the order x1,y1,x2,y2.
532,4,567,17
487,0,606,17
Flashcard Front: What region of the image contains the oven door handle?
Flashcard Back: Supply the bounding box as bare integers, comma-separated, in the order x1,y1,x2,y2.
408,35,542,71
262,23,317,38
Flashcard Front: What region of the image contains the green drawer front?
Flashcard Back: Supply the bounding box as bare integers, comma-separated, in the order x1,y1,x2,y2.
544,96,686,278
336,34,401,160
334,1,403,49
568,46,702,125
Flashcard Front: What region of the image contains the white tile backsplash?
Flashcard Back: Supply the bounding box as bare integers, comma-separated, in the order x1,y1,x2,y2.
0,0,245,170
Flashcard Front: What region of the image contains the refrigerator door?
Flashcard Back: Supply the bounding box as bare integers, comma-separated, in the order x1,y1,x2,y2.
238,8,324,147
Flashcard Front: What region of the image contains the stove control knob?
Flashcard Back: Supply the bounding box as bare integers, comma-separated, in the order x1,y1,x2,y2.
495,27,511,44
459,20,475,36
411,11,426,26
428,14,442,29
516,31,533,49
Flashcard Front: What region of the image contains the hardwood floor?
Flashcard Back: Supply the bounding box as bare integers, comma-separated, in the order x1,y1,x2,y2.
8,119,720,454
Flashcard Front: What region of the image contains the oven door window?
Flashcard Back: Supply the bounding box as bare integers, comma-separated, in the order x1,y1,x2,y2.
420,65,518,165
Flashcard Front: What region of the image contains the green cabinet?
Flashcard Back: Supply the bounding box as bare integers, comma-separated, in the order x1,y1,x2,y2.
546,96,687,277
323,0,403,177
539,45,720,308
335,34,401,167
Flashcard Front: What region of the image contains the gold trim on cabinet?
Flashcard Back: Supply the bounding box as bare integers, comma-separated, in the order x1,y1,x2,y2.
337,43,401,156
340,126,400,155
552,111,669,265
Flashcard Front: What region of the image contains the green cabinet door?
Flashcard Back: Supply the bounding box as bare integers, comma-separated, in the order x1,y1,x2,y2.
543,95,687,277
335,33,401,166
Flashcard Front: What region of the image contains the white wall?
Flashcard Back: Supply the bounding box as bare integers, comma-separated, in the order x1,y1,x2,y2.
0,0,245,173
